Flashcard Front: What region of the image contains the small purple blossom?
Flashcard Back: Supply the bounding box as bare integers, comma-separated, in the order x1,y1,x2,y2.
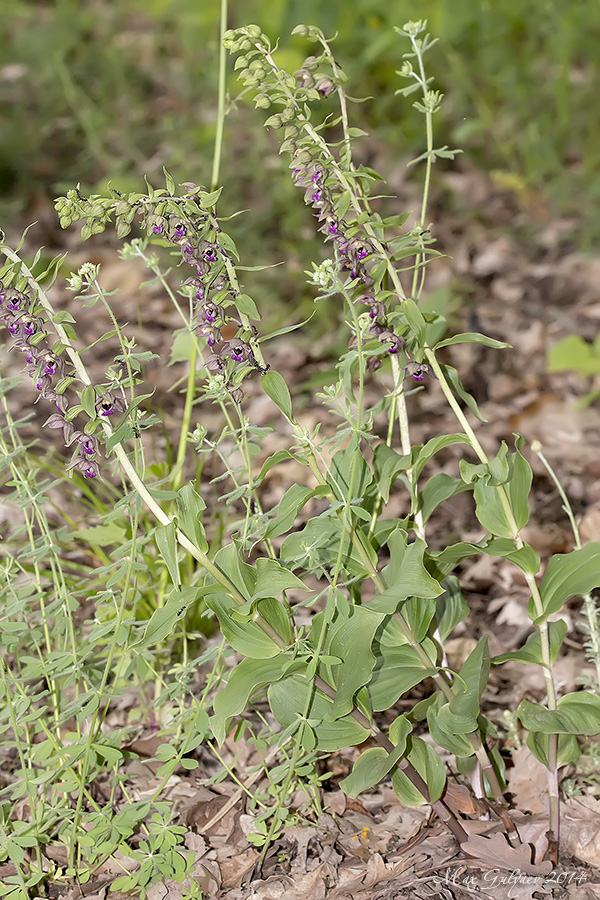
74,458,100,479
204,246,218,263
43,353,61,375
152,224,163,235
96,393,125,418
203,303,220,324
405,362,430,382
379,330,405,355
173,223,187,238
316,76,335,97
79,435,99,456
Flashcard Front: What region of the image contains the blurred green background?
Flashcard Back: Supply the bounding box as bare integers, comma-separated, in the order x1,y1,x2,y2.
1,0,598,248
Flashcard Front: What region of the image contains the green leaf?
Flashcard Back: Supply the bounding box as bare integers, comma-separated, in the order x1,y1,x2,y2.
216,231,239,259
369,641,438,711
327,433,372,502
213,541,256,599
252,557,308,600
80,385,97,418
434,332,511,351
207,592,283,658
326,607,385,719
52,310,77,325
71,523,126,546
547,335,599,376
401,596,437,642
268,674,370,751
390,765,428,806
436,637,490,734
155,522,181,587
518,692,600,736
493,620,567,666
533,542,600,621
370,531,442,614
435,576,469,641
261,370,294,420
459,438,532,538
439,364,486,422
412,434,469,481
400,298,426,348
420,473,471,523
105,421,136,453
527,731,580,767
135,587,201,648
169,329,195,365
176,484,208,552
211,656,290,744
235,293,261,319
281,515,377,578
340,716,411,797
265,483,319,540
427,696,476,757
407,736,447,802
372,443,411,503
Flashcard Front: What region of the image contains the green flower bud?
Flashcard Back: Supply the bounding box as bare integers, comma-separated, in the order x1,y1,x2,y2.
264,114,283,129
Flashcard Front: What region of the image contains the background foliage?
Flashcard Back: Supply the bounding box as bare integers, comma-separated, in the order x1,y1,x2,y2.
2,0,599,246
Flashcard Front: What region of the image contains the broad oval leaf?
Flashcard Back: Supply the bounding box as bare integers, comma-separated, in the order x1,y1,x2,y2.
533,542,600,622
268,673,370,751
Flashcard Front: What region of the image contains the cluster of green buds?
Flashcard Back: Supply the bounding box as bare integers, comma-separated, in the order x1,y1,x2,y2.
222,24,340,131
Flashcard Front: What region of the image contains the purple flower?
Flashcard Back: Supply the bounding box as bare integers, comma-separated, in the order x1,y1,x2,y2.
43,353,61,376
204,246,218,263
379,330,405,355
80,435,98,456
44,412,75,444
316,76,335,97
153,224,163,235
405,362,430,382
96,393,125,418
7,292,25,311
173,223,187,238
203,303,220,324
78,459,100,478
